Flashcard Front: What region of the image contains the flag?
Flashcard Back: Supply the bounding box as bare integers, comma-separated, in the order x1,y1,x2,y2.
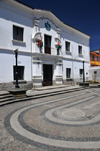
57,42,61,50
37,38,43,47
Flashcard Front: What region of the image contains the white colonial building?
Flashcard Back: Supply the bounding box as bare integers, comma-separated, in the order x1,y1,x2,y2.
0,0,91,90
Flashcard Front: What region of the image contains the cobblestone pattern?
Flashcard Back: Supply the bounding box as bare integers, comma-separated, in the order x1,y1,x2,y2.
1,89,100,150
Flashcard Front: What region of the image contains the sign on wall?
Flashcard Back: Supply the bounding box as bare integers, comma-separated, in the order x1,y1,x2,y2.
45,21,51,31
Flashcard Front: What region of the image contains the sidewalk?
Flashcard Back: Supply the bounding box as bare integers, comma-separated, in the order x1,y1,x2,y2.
0,91,9,95
0,84,100,97
1,84,99,106
26,85,83,97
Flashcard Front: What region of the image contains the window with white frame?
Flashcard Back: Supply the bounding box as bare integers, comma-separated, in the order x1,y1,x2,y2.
13,25,24,41
66,41,70,52
79,69,83,77
66,68,71,78
78,46,82,55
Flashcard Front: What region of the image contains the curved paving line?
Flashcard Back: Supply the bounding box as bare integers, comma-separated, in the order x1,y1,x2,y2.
19,105,100,142
4,92,100,150
41,95,100,127
53,109,100,122
8,102,100,149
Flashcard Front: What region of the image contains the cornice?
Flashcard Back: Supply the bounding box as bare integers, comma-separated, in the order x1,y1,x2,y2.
5,0,90,39
34,16,58,28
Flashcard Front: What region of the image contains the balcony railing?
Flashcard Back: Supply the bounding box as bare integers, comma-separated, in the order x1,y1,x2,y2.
44,46,51,54
43,46,62,56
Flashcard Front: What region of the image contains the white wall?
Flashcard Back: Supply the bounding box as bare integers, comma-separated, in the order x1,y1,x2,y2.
0,1,33,53
0,1,32,83
89,67,100,81
63,59,90,82
0,0,90,85
0,50,32,83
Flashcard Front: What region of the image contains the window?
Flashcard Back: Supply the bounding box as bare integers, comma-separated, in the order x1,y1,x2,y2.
13,66,24,80
94,71,97,74
44,35,51,54
13,25,23,41
91,55,94,61
79,69,83,77
78,46,82,55
66,41,70,52
66,68,71,78
95,56,98,61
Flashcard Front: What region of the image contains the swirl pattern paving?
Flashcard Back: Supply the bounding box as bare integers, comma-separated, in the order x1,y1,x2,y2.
4,89,100,150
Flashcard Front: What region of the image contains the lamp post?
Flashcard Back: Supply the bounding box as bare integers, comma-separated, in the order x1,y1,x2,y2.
83,61,85,82
14,49,20,88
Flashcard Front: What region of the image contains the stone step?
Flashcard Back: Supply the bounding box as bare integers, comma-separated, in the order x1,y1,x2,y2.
0,96,14,103
0,94,14,99
0,91,10,96
35,85,69,91
0,87,86,107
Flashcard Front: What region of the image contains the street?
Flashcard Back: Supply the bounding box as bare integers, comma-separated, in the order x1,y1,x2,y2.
0,88,100,151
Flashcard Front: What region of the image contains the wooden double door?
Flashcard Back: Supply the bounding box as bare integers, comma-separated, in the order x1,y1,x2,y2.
43,64,53,86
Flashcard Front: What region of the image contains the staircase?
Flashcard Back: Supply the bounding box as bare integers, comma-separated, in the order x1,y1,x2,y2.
0,86,86,107
0,91,14,106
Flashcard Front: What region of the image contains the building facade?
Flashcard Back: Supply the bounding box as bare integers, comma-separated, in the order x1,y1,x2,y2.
89,49,100,82
0,0,91,90
90,49,100,66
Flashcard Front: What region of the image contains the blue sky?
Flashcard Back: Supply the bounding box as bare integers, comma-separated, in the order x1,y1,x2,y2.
18,0,100,51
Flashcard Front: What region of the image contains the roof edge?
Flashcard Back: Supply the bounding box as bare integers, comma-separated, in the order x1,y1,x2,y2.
14,0,91,37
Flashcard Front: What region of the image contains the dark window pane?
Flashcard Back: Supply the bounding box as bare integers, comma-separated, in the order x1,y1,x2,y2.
13,26,17,40
44,35,51,54
80,69,83,77
66,42,70,51
66,68,71,78
79,46,82,54
18,27,23,41
13,66,24,80
45,35,51,48
13,25,23,41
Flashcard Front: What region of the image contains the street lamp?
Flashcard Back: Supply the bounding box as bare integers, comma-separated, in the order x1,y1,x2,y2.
83,61,85,82
14,49,20,88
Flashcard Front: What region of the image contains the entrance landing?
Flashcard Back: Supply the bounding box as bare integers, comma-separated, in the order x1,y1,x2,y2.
35,85,69,91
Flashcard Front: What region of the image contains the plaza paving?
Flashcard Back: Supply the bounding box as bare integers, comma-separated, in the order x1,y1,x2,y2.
0,88,100,151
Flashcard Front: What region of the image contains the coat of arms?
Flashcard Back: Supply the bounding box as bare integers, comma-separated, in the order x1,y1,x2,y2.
45,21,51,31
